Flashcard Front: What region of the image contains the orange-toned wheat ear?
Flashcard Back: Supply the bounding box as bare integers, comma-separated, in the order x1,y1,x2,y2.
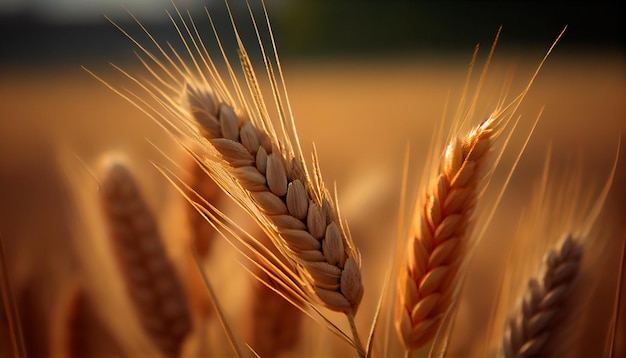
395,117,495,351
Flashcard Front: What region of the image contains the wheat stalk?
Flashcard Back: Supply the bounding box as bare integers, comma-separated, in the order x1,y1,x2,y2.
395,117,495,352
99,158,192,358
502,235,583,358
50,279,86,358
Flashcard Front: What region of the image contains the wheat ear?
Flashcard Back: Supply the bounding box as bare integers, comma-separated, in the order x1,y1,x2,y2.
188,85,365,356
395,117,495,351
187,84,364,315
503,235,582,357
99,158,192,357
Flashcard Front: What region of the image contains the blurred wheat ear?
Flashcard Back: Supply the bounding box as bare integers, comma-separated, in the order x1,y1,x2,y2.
485,141,621,357
99,157,192,357
503,235,583,358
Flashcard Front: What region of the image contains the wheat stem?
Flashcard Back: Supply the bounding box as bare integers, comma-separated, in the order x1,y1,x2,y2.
0,234,26,358
348,311,366,358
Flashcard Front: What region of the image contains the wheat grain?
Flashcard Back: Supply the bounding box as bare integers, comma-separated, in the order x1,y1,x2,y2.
99,158,192,357
395,118,495,351
502,235,582,358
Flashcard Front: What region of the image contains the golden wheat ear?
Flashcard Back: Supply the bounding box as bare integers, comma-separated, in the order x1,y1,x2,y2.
89,2,365,336
395,115,496,353
158,160,360,354
98,156,192,357
393,27,566,356
99,2,365,355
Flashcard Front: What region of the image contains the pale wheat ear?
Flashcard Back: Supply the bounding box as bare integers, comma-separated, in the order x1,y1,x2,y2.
0,233,26,357
503,235,584,357
492,140,621,357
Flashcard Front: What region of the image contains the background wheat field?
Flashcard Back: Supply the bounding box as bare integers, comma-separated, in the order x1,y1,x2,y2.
1,1,625,357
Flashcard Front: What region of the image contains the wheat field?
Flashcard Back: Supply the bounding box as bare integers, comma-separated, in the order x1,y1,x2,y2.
0,3,625,357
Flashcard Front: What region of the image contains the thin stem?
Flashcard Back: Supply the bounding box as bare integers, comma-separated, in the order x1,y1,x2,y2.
347,312,366,358
608,229,626,358
0,234,26,357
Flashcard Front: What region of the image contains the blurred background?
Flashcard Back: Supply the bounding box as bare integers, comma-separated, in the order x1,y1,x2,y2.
0,1,624,63
1,1,624,357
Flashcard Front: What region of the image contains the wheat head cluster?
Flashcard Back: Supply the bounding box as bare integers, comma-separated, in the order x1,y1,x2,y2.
0,2,624,358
